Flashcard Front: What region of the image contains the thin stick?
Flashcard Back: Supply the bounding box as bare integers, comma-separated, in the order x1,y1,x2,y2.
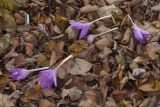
24,12,30,25
127,15,134,25
27,67,49,73
54,55,73,71
94,27,118,37
90,15,112,24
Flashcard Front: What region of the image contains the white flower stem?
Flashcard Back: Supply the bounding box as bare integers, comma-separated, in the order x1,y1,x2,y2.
27,67,49,73
26,55,73,73
127,15,134,25
94,27,118,37
54,55,73,71
90,15,112,24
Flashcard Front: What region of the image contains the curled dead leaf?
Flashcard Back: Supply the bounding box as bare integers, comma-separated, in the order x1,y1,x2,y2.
24,43,33,57
70,40,88,52
80,5,99,14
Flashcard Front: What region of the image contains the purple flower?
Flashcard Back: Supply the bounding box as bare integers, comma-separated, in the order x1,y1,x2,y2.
70,21,91,38
133,24,151,44
37,69,57,89
7,68,29,81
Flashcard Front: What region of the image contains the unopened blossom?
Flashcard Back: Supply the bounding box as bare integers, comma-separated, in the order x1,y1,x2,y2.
37,69,57,89
37,24,46,31
133,24,151,44
86,27,118,43
70,21,91,38
86,34,96,43
8,68,29,81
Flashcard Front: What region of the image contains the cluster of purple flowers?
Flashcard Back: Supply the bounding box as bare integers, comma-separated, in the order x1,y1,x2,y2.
8,68,57,89
70,15,151,44
8,15,152,89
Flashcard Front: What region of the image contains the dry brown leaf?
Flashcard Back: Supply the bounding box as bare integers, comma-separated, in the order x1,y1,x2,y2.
95,38,113,51
144,42,160,60
66,26,79,40
61,89,70,99
49,51,57,67
99,79,108,101
0,9,16,33
121,28,131,45
70,40,88,52
69,87,82,101
25,43,33,57
67,58,92,75
139,97,151,107
105,97,118,107
98,4,123,17
3,49,18,59
0,33,10,50
0,94,14,107
120,76,128,89
25,87,42,101
14,13,25,25
39,99,56,107
55,15,69,28
151,3,160,12
122,99,133,107
54,41,64,60
42,89,54,97
10,36,19,48
15,53,25,66
80,5,99,14
79,99,97,107
99,47,112,59
138,80,158,92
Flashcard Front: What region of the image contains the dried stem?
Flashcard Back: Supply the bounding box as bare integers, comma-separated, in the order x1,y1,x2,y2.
27,67,49,73
27,55,73,73
94,27,118,37
127,15,134,25
55,55,73,71
90,15,112,24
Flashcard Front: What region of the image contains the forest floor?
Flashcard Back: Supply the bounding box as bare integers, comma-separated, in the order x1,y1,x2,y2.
0,0,160,107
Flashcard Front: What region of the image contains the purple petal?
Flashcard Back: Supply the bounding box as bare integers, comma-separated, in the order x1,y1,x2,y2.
69,21,90,38
70,21,90,29
7,68,29,81
79,27,90,38
38,69,57,89
133,28,145,44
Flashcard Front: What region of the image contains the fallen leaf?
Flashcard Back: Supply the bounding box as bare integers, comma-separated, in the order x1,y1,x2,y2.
95,38,113,51
67,58,92,75
144,42,160,60
24,43,33,56
120,76,128,89
0,9,16,32
0,33,10,50
0,94,14,107
122,99,133,107
70,40,88,52
39,99,56,107
139,97,151,107
105,97,118,107
14,13,25,25
66,26,79,40
80,5,99,14
69,87,82,101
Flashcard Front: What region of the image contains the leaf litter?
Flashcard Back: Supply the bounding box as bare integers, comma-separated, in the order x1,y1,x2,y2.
0,0,160,107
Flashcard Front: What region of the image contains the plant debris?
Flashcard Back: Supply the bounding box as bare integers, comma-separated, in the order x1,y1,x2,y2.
0,0,160,106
